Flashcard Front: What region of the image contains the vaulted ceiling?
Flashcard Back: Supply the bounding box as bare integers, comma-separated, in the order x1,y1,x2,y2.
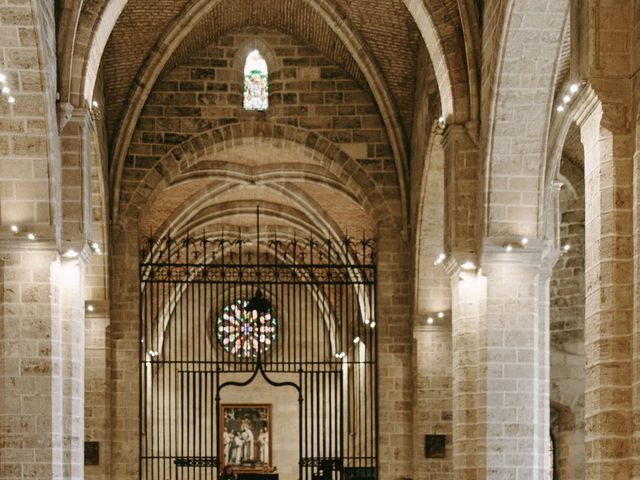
88,0,465,144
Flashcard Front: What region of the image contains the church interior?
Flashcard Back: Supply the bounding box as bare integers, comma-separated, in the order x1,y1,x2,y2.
0,1,639,479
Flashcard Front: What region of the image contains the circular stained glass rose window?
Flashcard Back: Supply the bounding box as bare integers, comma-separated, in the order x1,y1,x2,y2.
216,299,278,358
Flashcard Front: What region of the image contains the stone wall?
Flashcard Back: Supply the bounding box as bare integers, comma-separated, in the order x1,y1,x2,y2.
119,29,400,225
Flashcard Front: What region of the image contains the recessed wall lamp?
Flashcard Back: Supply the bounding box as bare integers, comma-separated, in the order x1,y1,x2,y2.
433,253,446,266
63,249,79,259
10,224,18,234
89,241,103,255
503,237,531,252
556,82,581,114
87,304,95,312
559,244,572,256
460,261,476,271
27,233,36,241
425,311,449,325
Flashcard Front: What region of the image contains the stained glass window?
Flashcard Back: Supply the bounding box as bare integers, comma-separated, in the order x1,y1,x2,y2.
243,49,268,111
216,299,277,357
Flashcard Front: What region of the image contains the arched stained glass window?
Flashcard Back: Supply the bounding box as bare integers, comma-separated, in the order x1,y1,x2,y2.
243,49,268,111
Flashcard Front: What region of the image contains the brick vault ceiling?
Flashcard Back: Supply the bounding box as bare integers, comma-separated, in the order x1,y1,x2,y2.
100,0,429,141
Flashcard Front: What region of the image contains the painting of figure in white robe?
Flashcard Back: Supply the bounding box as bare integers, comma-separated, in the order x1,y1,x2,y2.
220,405,271,471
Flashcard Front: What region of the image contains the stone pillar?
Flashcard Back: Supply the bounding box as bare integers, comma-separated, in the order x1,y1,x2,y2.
577,99,634,477
412,322,453,480
447,260,484,480
109,223,141,479
377,222,413,480
60,108,93,245
0,242,85,480
449,242,553,479
84,301,112,480
478,242,553,479
442,125,479,261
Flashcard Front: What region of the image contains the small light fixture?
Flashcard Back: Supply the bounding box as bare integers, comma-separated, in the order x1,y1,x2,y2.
364,318,370,325
10,224,18,233
92,100,99,108
426,316,434,325
505,244,513,252
461,261,476,271
353,337,360,344
148,350,159,358
562,95,571,104
521,237,529,246
437,312,444,319
556,105,565,113
570,83,579,93
0,74,6,83
437,116,446,129
27,233,36,240
335,352,346,359
8,96,15,104
63,249,79,259
87,304,95,312
563,244,571,252
370,322,376,329
89,241,102,255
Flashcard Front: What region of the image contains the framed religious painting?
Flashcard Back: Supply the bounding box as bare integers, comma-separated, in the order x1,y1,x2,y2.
220,404,272,472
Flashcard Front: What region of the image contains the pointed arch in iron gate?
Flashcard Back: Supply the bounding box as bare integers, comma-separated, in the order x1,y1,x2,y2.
139,230,378,480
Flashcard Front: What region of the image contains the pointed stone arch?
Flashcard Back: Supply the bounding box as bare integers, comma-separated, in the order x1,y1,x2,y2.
121,122,395,229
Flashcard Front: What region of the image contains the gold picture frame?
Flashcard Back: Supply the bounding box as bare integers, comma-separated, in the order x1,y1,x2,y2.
220,404,272,472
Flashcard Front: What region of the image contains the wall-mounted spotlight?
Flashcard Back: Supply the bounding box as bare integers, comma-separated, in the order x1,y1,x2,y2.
63,249,79,259
461,261,476,271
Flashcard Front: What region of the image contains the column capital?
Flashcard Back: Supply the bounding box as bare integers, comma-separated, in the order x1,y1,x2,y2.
480,236,558,277
441,122,478,149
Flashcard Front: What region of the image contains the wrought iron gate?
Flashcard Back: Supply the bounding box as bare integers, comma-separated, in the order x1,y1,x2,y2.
140,228,377,480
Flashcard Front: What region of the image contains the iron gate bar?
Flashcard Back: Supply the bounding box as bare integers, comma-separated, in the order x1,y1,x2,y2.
140,229,377,480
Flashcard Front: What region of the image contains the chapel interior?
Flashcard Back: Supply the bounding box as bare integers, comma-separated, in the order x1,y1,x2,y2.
0,1,638,479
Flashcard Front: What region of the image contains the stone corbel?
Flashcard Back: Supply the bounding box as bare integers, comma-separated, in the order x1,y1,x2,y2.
57,100,74,133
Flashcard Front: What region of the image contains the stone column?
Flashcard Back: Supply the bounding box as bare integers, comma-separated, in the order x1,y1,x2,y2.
442,125,479,261
109,223,141,479
448,242,553,479
477,242,553,479
60,108,93,245
84,301,112,480
377,222,413,480
577,98,634,477
447,260,484,480
412,322,453,480
0,241,85,480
